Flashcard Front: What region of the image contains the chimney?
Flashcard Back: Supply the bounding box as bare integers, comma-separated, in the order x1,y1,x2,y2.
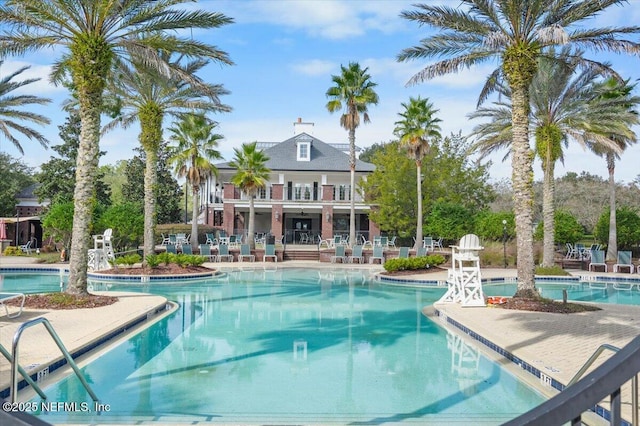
293,118,314,135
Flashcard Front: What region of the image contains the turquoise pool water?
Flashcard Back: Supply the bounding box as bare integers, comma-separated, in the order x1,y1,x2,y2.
0,268,553,424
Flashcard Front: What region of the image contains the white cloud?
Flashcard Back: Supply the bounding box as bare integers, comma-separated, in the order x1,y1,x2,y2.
291,59,336,76
1,60,65,95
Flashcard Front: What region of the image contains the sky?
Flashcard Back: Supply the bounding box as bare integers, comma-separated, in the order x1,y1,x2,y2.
2,0,640,184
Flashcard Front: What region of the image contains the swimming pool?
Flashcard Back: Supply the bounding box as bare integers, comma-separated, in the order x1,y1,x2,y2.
0,268,556,424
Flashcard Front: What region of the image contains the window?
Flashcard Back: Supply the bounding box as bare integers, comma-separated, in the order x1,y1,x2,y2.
297,141,310,161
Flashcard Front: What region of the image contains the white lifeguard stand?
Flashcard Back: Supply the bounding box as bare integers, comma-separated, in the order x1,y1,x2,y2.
438,234,485,307
88,228,114,271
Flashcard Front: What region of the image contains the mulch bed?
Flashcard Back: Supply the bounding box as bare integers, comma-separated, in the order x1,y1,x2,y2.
6,294,118,310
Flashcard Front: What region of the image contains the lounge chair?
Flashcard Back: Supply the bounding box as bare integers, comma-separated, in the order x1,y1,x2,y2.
217,243,234,262
205,233,216,245
397,247,410,259
181,244,193,255
239,244,255,262
263,244,277,262
330,245,347,263
387,236,397,249
349,245,365,263
1,292,25,318
613,251,634,273
19,240,32,255
423,237,434,251
369,245,384,264
165,244,177,254
199,244,215,262
588,249,607,272
433,237,444,251
416,246,428,257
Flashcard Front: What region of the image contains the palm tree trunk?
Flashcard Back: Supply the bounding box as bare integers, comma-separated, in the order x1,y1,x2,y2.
67,50,108,295
415,160,423,250
510,84,537,297
191,186,199,246
541,156,556,268
143,148,158,261
606,152,617,262
348,127,356,246
248,196,255,249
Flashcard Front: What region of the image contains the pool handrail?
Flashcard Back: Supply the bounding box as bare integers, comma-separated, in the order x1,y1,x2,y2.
11,317,99,404
503,334,640,425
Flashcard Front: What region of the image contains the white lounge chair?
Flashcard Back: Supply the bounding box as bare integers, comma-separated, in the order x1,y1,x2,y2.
349,245,365,264
330,245,347,263
263,244,277,262
613,251,634,273
239,244,255,262
20,240,32,255
1,292,25,318
369,245,384,264
588,249,607,272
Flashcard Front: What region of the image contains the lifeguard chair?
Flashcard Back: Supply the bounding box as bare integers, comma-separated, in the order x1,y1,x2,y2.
439,234,485,307
88,228,114,270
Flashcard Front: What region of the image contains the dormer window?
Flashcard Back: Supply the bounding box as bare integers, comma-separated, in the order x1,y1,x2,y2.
298,142,309,161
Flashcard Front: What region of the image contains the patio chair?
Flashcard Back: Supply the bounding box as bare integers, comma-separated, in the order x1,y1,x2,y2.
360,235,373,249
181,244,193,255
434,237,444,251
168,234,178,246
239,243,255,262
380,236,388,248
588,249,607,272
263,244,277,262
397,247,410,259
205,233,216,245
416,246,428,257
165,244,177,254
387,236,397,249
199,244,216,262
161,233,170,246
613,251,634,274
330,245,347,263
369,245,384,264
423,237,434,251
349,245,365,264
19,240,32,255
1,292,25,318
565,243,577,259
217,243,234,262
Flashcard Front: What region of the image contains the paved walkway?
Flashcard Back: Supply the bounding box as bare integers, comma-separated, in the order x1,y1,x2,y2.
2,257,640,423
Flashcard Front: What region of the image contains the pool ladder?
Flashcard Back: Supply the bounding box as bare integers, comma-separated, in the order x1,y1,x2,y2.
568,343,638,425
1,317,99,403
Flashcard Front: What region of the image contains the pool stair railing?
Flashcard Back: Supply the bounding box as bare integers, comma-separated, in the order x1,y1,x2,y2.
504,335,640,426
4,317,99,404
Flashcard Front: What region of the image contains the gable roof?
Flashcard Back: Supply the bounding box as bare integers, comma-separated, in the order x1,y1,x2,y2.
216,133,375,172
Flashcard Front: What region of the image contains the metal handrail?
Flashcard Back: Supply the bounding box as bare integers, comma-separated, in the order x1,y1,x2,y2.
11,317,99,403
504,334,640,425
567,343,638,426
0,343,46,400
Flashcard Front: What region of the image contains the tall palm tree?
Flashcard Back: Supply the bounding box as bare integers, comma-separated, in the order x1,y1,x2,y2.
589,78,640,261
326,62,379,246
393,96,441,250
0,61,51,154
228,142,271,249
168,113,223,247
0,0,233,295
398,0,640,297
469,48,636,267
103,56,230,261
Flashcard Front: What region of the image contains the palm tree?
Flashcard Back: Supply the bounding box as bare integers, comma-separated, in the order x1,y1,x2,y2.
393,96,441,250
0,0,233,295
103,56,230,261
398,0,640,298
168,113,223,247
469,48,636,267
326,62,379,246
0,61,51,154
589,78,640,261
228,143,271,249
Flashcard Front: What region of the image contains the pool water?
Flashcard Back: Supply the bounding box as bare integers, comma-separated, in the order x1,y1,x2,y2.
3,269,562,424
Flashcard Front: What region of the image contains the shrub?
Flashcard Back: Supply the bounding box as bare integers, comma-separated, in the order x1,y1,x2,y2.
594,207,640,250
384,254,446,272
535,265,571,276
145,254,162,268
115,254,142,267
3,246,23,256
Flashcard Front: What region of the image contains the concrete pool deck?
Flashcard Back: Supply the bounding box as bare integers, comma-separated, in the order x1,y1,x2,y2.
2,257,640,423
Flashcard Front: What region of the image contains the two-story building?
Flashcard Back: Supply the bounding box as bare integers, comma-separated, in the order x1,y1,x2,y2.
205,119,380,244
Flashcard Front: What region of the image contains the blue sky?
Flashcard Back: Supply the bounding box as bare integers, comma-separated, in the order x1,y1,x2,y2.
2,0,640,184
